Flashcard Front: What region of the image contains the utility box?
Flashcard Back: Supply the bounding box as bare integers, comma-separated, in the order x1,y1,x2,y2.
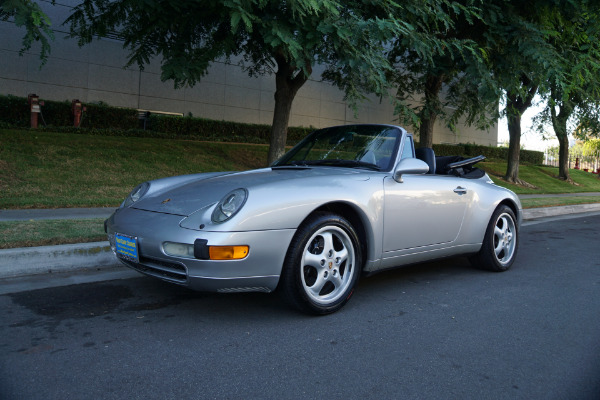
28,94,40,128
71,99,84,127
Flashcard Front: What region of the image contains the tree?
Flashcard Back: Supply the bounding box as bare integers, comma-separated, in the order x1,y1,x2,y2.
67,0,429,164
503,78,539,185
582,139,600,154
489,0,600,185
0,0,54,64
389,0,500,148
534,2,600,182
544,83,600,182
484,0,567,185
6,0,512,164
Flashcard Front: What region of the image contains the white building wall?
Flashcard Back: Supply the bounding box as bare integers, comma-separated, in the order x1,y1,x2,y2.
0,1,497,146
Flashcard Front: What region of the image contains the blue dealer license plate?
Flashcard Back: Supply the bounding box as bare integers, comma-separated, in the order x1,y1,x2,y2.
115,233,139,263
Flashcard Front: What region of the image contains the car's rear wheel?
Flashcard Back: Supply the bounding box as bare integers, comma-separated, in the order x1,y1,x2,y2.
472,204,518,271
279,212,362,315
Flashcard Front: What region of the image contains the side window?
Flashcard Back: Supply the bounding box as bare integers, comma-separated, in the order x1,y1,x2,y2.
401,135,415,159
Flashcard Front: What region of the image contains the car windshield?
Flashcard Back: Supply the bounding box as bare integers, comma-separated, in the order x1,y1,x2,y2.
272,125,402,171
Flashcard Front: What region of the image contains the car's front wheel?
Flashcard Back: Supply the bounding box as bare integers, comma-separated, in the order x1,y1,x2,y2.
279,212,362,315
472,204,518,271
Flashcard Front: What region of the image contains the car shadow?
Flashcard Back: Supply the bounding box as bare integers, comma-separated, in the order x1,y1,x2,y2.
7,256,481,324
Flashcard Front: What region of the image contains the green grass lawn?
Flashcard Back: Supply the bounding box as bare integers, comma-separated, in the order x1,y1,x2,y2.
1,129,269,208
0,218,106,249
3,128,600,209
480,162,600,194
2,128,600,249
520,196,600,209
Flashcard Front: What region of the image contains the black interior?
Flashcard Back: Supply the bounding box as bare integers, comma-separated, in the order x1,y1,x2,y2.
415,148,436,174
415,148,486,179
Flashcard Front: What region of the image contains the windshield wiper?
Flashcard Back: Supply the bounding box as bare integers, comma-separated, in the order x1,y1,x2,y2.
274,159,381,171
302,159,381,171
271,160,310,169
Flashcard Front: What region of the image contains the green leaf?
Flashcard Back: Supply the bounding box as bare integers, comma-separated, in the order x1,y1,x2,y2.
231,12,241,33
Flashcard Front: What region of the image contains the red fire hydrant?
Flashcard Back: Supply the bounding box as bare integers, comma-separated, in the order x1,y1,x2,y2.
71,99,85,127
28,94,41,128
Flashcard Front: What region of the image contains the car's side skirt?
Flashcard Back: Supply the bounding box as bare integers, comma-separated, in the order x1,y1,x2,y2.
369,243,482,272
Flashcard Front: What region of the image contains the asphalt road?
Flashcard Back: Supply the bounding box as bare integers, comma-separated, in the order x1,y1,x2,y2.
1,214,599,400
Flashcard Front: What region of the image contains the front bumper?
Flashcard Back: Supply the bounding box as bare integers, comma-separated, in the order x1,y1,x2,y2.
106,207,296,293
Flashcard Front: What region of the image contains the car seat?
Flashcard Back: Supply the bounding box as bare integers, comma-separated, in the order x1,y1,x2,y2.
415,147,436,174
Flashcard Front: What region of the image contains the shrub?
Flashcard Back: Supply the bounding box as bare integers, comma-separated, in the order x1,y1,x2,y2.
148,114,312,145
83,103,138,129
415,142,543,164
520,149,544,165
0,94,544,161
38,99,72,127
0,95,29,127
0,94,311,145
0,94,138,129
431,143,466,157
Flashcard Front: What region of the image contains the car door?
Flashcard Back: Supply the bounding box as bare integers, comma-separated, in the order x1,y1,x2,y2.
382,174,470,253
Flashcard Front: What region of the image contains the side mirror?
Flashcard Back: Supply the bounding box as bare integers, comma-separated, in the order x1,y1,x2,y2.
393,158,430,183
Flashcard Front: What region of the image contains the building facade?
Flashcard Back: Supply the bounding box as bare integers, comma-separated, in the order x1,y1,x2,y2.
0,1,497,146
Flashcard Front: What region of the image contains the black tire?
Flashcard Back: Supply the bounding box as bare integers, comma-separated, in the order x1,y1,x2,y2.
279,212,362,315
471,204,519,272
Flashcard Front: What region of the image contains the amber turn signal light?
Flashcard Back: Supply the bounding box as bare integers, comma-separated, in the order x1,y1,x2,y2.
209,245,249,260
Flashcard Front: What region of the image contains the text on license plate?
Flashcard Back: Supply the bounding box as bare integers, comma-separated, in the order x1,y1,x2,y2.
115,233,139,262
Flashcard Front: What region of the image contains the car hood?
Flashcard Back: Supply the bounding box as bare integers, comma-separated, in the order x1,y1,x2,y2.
131,167,369,216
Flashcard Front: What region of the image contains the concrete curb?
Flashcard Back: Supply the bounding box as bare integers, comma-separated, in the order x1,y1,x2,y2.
522,202,600,220
0,241,120,279
1,203,600,280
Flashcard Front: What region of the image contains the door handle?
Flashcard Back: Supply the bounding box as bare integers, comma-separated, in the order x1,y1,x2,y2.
453,186,467,195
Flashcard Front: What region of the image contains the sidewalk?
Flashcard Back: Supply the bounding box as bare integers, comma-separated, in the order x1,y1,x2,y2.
0,207,118,280
1,195,600,280
2,192,600,221
0,207,115,221
518,192,600,199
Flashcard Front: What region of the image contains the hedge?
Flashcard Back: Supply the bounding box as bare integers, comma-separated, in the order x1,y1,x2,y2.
0,94,138,130
148,114,312,144
0,94,310,145
419,142,543,165
8,120,312,146
0,94,544,162
0,95,31,127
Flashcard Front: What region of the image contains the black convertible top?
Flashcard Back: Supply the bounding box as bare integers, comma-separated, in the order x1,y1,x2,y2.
435,155,487,179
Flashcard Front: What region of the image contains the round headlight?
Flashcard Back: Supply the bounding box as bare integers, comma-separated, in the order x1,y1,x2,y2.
123,182,150,207
211,188,248,223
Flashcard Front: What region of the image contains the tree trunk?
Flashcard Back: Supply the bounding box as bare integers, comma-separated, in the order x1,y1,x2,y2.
556,132,570,181
504,82,538,185
418,74,444,148
505,106,522,182
549,90,574,182
267,53,310,165
268,83,296,164
419,114,437,149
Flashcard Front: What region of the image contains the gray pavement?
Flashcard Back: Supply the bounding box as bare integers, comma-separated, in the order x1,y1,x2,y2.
2,214,599,399
1,198,600,283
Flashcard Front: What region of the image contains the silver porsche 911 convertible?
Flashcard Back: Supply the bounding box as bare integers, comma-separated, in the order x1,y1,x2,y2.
105,124,521,314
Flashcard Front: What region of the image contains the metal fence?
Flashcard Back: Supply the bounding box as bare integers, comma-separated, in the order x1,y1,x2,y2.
544,148,600,173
